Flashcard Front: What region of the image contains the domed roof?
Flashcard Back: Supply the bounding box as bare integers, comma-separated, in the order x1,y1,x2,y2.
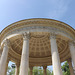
0,18,75,66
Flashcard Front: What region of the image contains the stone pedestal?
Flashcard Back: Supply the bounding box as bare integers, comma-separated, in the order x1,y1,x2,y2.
43,66,47,75
50,33,63,75
69,41,75,69
19,33,29,75
0,39,9,75
67,58,74,75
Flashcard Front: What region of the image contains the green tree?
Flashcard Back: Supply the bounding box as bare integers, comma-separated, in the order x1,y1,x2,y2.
33,67,53,75
62,61,70,75
33,67,39,75
7,66,54,75
38,67,43,75
47,69,53,75
7,66,15,75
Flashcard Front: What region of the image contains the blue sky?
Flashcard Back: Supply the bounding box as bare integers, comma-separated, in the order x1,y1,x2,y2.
0,0,75,32
0,0,75,70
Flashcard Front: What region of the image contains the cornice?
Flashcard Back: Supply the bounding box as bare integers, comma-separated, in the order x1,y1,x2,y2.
0,18,75,43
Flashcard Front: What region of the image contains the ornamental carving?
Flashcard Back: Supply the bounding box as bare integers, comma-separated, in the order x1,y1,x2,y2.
0,18,75,66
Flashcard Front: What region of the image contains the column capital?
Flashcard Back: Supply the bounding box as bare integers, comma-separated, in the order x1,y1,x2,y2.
3,39,10,47
50,33,57,39
68,40,75,46
22,32,30,40
43,66,47,69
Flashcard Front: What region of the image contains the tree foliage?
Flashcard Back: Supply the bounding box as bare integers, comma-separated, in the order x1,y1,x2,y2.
7,62,71,75
33,67,53,75
7,66,15,75
7,66,53,75
61,61,70,75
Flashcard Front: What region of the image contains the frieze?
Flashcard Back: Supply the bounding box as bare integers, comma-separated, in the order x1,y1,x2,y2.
0,19,75,45
1,19,75,36
1,26,73,44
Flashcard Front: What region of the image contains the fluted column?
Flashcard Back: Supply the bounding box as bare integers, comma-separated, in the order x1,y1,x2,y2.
15,63,20,75
67,58,74,75
19,32,29,75
43,66,47,75
0,39,9,75
0,46,1,65
30,67,33,75
0,46,1,74
69,41,75,69
50,33,63,75
0,46,1,60
4,59,10,75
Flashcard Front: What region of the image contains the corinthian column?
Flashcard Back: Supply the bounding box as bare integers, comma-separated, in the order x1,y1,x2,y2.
19,32,29,75
15,63,20,75
69,41,75,69
50,33,63,75
30,66,33,75
0,39,9,75
0,46,1,63
0,46,1,68
67,58,74,75
0,46,1,60
43,66,47,75
4,58,10,75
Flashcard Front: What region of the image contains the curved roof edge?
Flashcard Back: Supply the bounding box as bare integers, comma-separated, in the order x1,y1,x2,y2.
0,18,75,34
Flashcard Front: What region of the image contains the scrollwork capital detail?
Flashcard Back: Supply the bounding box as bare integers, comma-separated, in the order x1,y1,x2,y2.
22,32,30,40
50,32,57,39
4,39,10,47
68,40,75,46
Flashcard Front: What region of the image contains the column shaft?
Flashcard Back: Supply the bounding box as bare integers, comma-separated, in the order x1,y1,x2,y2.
4,60,9,75
19,33,29,75
69,42,75,69
50,34,62,75
0,40,9,75
68,59,74,75
0,46,1,67
15,64,19,75
0,46,1,60
30,67,33,75
43,66,47,75
30,70,32,75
